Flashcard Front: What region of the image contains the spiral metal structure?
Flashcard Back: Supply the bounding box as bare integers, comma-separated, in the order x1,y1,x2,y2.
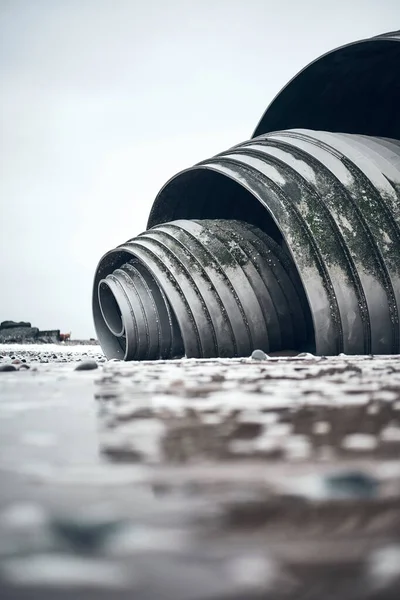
93,31,400,360
93,219,311,359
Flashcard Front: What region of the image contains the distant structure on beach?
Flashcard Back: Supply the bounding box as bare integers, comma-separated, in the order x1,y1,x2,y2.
0,321,98,345
0,321,65,344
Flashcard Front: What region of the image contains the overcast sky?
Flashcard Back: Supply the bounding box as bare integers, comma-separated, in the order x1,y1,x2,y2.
1,0,399,338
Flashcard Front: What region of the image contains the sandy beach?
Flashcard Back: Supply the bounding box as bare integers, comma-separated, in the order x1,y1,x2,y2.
0,346,399,598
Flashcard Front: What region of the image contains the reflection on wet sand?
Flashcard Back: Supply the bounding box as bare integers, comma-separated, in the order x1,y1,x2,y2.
1,350,400,598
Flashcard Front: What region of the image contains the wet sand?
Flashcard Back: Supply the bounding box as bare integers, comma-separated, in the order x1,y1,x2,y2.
0,345,400,599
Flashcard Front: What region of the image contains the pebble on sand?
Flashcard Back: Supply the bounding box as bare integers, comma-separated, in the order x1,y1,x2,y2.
74,360,98,371
324,470,379,498
251,349,268,361
0,364,17,372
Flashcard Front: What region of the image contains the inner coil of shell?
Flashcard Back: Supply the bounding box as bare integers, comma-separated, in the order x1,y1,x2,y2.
93,219,312,360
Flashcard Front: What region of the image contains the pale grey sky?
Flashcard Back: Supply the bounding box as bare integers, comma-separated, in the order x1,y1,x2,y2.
1,0,399,338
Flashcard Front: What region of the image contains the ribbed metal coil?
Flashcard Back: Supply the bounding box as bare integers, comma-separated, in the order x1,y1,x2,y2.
148,130,400,356
93,220,310,360
93,30,400,360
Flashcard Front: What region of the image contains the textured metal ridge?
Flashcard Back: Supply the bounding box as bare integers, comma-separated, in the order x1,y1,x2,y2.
148,130,400,356
93,220,310,360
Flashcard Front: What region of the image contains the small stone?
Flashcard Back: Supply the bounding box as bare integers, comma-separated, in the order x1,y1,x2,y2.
251,349,268,361
51,513,123,551
11,359,21,365
324,470,379,498
0,364,17,372
75,360,98,371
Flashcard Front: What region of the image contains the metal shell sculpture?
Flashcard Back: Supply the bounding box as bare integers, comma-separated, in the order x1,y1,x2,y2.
93,31,400,359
